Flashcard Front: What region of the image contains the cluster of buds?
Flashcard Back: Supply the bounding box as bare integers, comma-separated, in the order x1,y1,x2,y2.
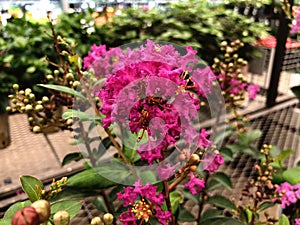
241,144,275,201
12,199,71,225
212,39,249,110
39,177,68,200
90,213,114,225
6,84,73,133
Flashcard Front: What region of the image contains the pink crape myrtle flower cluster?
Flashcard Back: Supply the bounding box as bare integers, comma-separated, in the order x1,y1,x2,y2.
117,179,172,225
274,182,300,208
296,218,300,225
217,73,260,101
84,40,216,165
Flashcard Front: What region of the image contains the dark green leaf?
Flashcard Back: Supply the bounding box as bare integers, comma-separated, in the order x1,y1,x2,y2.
211,172,232,190
38,84,85,99
282,166,300,185
50,200,82,219
257,201,275,212
291,85,300,99
206,178,223,192
51,187,99,201
169,191,184,214
20,175,44,202
199,217,244,225
220,147,234,162
93,196,108,213
206,195,235,211
182,189,199,204
3,200,31,219
201,209,222,220
62,152,85,166
178,207,195,222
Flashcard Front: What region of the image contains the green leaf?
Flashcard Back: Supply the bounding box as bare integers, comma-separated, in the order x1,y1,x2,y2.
257,201,275,212
178,206,195,222
206,195,235,211
38,84,85,99
3,200,31,219
0,219,11,225
67,168,116,190
50,200,82,219
199,216,245,225
20,175,44,202
67,163,130,190
62,109,103,122
26,66,36,73
291,85,300,99
278,214,290,225
182,189,199,204
282,166,300,185
62,152,85,166
169,191,184,214
211,172,232,190
220,147,234,162
93,196,108,213
201,209,222,220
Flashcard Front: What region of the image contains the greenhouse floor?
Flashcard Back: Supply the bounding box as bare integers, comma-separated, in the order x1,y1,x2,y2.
0,71,299,221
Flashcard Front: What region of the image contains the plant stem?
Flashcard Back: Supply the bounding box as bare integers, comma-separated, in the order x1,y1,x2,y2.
79,121,96,167
197,173,209,223
163,180,175,225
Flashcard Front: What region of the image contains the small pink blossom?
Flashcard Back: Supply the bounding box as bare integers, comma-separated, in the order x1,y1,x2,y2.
183,172,205,195
247,84,260,100
295,218,300,225
203,152,224,172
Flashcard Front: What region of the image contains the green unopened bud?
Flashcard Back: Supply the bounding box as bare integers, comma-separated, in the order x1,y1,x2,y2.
33,126,41,133
66,73,74,81
35,105,44,112
31,200,51,223
91,217,103,225
54,70,60,76
66,119,73,126
25,104,33,112
19,90,25,95
220,41,228,47
61,50,69,56
25,88,32,96
103,213,113,225
12,99,17,104
8,94,14,99
46,75,54,80
29,94,35,101
6,106,12,112
72,81,80,88
13,84,19,90
53,210,70,225
42,96,49,103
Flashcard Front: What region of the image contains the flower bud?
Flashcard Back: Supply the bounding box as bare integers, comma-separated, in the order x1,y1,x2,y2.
31,200,50,223
35,105,44,112
33,126,41,133
53,210,70,225
46,74,54,80
13,84,19,90
6,106,12,112
12,206,39,225
103,213,114,225
91,216,103,225
42,96,49,104
189,154,200,165
189,165,198,172
25,104,33,112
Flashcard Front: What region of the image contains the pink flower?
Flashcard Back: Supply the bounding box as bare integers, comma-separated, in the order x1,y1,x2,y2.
117,179,172,224
247,84,260,100
183,172,205,195
295,218,300,225
203,152,224,172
